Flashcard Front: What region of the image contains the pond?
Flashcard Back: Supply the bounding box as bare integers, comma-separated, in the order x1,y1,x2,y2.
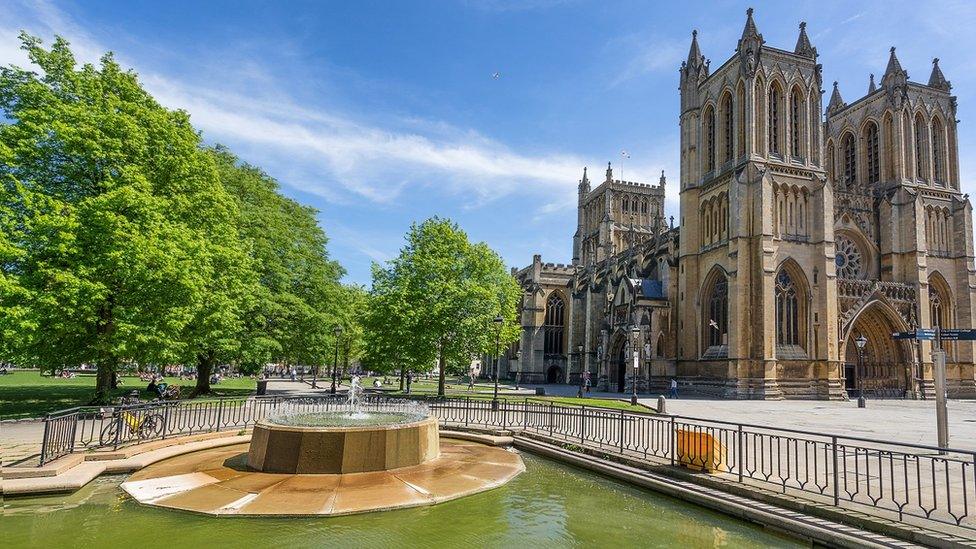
3,453,801,548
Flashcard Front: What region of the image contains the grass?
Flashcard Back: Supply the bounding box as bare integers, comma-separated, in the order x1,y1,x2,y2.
0,371,256,420
359,376,653,414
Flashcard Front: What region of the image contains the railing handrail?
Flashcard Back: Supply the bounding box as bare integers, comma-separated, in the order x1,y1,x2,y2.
38,394,976,456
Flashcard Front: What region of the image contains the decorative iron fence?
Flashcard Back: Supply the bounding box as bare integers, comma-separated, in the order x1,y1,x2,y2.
39,395,975,535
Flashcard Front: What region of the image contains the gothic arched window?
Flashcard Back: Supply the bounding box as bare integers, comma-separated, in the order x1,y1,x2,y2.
721,92,734,163
704,106,716,172
543,294,565,355
842,133,856,187
775,269,801,347
932,118,946,184
915,113,928,181
865,122,880,185
826,142,835,183
703,273,728,351
790,89,803,157
769,84,782,155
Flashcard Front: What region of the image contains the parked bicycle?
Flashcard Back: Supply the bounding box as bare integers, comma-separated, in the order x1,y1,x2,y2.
99,407,165,445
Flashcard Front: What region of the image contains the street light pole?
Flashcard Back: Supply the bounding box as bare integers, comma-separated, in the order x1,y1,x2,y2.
492,315,503,411
577,344,585,398
855,334,867,408
932,312,949,453
631,326,640,406
515,350,522,390
331,324,343,395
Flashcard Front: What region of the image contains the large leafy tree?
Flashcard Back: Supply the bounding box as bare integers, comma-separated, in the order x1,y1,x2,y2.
0,35,247,402
209,147,346,376
368,218,520,396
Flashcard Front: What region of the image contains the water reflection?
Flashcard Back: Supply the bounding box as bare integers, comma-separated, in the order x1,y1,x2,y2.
4,454,801,548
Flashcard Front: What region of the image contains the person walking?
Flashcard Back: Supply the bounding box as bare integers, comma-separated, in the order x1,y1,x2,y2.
669,378,678,399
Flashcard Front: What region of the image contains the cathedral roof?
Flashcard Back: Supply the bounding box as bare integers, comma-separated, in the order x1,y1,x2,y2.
868,73,877,94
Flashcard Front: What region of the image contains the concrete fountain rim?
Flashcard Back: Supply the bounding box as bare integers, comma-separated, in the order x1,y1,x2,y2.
254,413,438,433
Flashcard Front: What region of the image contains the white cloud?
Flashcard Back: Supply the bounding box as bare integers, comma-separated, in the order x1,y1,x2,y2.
1,0,589,211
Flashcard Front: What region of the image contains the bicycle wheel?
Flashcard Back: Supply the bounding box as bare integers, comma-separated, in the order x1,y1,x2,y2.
138,414,164,439
99,420,119,446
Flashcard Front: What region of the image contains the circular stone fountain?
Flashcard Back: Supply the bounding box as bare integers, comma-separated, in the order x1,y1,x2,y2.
120,379,524,517
247,412,439,474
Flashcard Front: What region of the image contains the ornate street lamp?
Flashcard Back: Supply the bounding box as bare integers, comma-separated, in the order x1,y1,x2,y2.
331,324,343,395
492,315,504,411
630,325,641,406
577,344,585,398
855,334,867,408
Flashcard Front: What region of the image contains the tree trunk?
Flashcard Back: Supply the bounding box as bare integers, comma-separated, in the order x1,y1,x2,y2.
437,338,446,397
92,360,116,404
193,350,216,396
91,297,116,404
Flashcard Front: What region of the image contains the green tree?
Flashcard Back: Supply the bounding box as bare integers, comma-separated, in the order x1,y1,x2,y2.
368,218,520,396
0,35,243,402
209,147,346,378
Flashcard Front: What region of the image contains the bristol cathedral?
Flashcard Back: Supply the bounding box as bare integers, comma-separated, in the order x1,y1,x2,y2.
504,9,976,399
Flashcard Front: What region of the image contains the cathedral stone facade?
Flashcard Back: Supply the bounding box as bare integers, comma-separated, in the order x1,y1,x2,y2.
505,9,976,399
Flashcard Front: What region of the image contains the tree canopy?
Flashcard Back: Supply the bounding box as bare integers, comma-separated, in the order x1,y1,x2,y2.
365,217,520,396
0,35,354,402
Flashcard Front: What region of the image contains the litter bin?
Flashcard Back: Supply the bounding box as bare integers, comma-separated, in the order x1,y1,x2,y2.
256,379,268,396
535,387,546,396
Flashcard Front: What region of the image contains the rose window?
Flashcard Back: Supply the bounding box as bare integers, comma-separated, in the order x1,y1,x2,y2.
834,235,863,279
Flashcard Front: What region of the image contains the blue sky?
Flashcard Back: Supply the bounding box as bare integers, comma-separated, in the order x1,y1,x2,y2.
4,0,976,285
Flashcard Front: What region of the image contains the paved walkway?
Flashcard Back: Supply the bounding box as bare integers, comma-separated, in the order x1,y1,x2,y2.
525,383,976,448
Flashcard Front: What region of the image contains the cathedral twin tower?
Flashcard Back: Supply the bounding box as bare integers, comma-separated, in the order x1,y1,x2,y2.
511,9,975,399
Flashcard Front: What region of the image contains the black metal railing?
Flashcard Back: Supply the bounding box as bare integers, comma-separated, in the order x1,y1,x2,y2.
38,395,975,535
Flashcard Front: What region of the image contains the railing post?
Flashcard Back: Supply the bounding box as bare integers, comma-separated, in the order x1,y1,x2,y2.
215,400,224,433
39,415,51,466
464,398,469,426
549,402,554,437
580,405,585,444
737,424,744,482
619,409,625,454
113,406,123,450
522,398,528,430
831,435,840,506
161,404,170,440
669,415,676,466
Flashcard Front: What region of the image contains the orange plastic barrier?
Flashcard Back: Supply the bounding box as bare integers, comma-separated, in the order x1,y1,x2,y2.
676,429,726,472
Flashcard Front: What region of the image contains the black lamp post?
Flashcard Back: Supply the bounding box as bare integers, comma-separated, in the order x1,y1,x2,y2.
514,350,522,390
331,324,343,395
631,325,640,406
491,315,503,411
576,344,585,398
855,334,867,408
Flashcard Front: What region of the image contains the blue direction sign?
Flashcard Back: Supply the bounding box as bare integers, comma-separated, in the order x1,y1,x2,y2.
892,328,976,341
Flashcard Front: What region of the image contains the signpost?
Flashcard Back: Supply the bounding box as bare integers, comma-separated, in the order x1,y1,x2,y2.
890,327,976,453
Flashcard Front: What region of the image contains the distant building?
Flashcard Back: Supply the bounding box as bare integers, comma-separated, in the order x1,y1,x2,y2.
506,10,976,399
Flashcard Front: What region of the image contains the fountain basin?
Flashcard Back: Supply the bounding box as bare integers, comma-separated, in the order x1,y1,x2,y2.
247,414,439,474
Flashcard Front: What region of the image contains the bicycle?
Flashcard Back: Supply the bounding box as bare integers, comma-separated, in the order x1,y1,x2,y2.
99,407,165,445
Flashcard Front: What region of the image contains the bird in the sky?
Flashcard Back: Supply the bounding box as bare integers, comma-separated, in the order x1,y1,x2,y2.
491,72,500,79
621,150,631,159
709,319,720,330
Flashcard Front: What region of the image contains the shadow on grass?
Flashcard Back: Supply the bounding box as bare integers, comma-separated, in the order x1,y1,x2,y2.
0,383,254,420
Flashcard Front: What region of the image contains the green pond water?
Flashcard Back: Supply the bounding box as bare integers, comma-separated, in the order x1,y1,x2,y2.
2,453,801,548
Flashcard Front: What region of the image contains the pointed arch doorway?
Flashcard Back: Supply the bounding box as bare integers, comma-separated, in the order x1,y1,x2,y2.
842,301,912,398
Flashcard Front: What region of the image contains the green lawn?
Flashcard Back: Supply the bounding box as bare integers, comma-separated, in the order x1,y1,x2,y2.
0,371,256,420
